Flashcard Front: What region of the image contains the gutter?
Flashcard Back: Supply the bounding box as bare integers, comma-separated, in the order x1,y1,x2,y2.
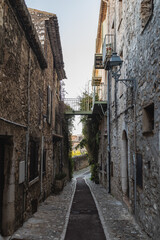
107,70,111,193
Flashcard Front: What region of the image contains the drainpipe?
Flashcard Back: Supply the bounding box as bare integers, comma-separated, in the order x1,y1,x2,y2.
24,47,31,217
25,47,31,182
41,135,44,194
107,70,111,193
133,79,137,215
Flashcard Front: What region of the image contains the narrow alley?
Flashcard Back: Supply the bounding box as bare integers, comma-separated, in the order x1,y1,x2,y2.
11,167,150,240
0,0,160,239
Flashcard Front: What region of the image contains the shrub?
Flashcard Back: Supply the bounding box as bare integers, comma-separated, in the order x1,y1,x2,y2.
91,163,99,184
55,172,67,180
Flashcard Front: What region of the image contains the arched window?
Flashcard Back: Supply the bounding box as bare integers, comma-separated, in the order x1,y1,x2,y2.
141,0,154,30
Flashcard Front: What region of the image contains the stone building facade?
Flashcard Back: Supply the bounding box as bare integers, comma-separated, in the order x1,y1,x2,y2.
94,0,160,238
0,0,67,236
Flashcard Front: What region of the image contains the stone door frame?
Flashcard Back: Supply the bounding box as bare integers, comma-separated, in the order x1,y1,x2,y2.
0,136,15,236
121,130,129,199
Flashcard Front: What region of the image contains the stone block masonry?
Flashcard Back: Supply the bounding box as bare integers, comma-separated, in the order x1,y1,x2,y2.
94,0,160,238
0,0,66,236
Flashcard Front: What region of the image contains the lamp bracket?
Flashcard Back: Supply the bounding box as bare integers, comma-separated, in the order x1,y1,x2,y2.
111,66,122,80
116,78,135,88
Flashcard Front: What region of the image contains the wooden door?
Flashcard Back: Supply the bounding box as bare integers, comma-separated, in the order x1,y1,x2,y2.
0,142,4,233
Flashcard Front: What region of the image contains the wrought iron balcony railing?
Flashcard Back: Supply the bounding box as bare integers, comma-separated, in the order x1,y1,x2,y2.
102,34,115,65
93,83,107,105
64,97,92,115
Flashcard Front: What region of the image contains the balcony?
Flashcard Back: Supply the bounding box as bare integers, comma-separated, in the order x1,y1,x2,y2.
92,83,107,115
102,34,115,69
92,76,102,86
94,54,103,69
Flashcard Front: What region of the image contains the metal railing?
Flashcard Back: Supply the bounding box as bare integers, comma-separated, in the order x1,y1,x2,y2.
64,97,92,114
64,83,107,115
102,34,115,64
93,83,107,105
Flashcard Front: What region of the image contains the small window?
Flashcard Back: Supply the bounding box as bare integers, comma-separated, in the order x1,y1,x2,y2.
141,0,154,30
136,153,143,189
29,139,39,181
142,103,154,134
118,0,123,30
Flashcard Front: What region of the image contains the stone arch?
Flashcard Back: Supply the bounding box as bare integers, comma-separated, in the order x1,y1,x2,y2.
121,130,129,198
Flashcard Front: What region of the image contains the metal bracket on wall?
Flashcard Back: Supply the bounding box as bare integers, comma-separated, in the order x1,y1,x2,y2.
116,78,136,88
111,67,136,89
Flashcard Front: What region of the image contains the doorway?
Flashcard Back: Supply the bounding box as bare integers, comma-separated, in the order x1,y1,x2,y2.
0,136,14,236
122,130,129,198
0,142,5,234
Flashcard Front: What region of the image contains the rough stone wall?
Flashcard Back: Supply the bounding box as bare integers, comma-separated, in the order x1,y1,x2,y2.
29,8,56,49
105,0,160,238
0,1,66,235
122,0,160,238
96,0,160,238
73,155,89,171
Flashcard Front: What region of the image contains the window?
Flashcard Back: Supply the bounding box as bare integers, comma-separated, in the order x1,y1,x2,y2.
47,85,53,124
29,139,39,181
142,103,154,134
141,0,154,30
136,153,143,189
118,0,123,30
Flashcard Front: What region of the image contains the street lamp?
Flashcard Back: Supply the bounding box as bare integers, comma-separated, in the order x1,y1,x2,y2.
108,52,135,88
109,52,123,68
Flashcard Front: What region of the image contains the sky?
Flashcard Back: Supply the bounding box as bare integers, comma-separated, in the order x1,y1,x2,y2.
25,0,100,134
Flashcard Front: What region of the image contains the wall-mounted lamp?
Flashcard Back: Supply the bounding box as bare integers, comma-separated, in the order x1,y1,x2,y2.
108,52,136,88
109,52,123,68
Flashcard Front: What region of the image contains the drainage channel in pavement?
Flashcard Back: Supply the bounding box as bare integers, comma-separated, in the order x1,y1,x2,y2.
64,177,106,240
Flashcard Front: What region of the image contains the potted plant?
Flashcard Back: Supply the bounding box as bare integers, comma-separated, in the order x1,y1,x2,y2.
54,172,67,192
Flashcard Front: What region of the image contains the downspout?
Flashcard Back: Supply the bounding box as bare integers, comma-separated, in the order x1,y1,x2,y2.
41,135,44,194
24,47,31,218
107,70,111,193
133,79,137,215
25,47,31,182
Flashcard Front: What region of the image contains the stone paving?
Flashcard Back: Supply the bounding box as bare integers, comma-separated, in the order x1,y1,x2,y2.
11,180,76,240
85,177,151,240
10,167,151,240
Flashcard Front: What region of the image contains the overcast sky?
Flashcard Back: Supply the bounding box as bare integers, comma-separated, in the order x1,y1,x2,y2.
25,0,100,134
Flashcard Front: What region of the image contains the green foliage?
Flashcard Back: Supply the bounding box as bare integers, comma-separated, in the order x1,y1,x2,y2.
68,156,74,180
79,91,100,183
75,138,87,150
91,163,99,184
62,104,75,180
79,91,93,112
55,172,67,180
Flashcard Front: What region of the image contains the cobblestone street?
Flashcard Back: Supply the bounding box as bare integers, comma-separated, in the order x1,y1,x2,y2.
9,167,151,240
